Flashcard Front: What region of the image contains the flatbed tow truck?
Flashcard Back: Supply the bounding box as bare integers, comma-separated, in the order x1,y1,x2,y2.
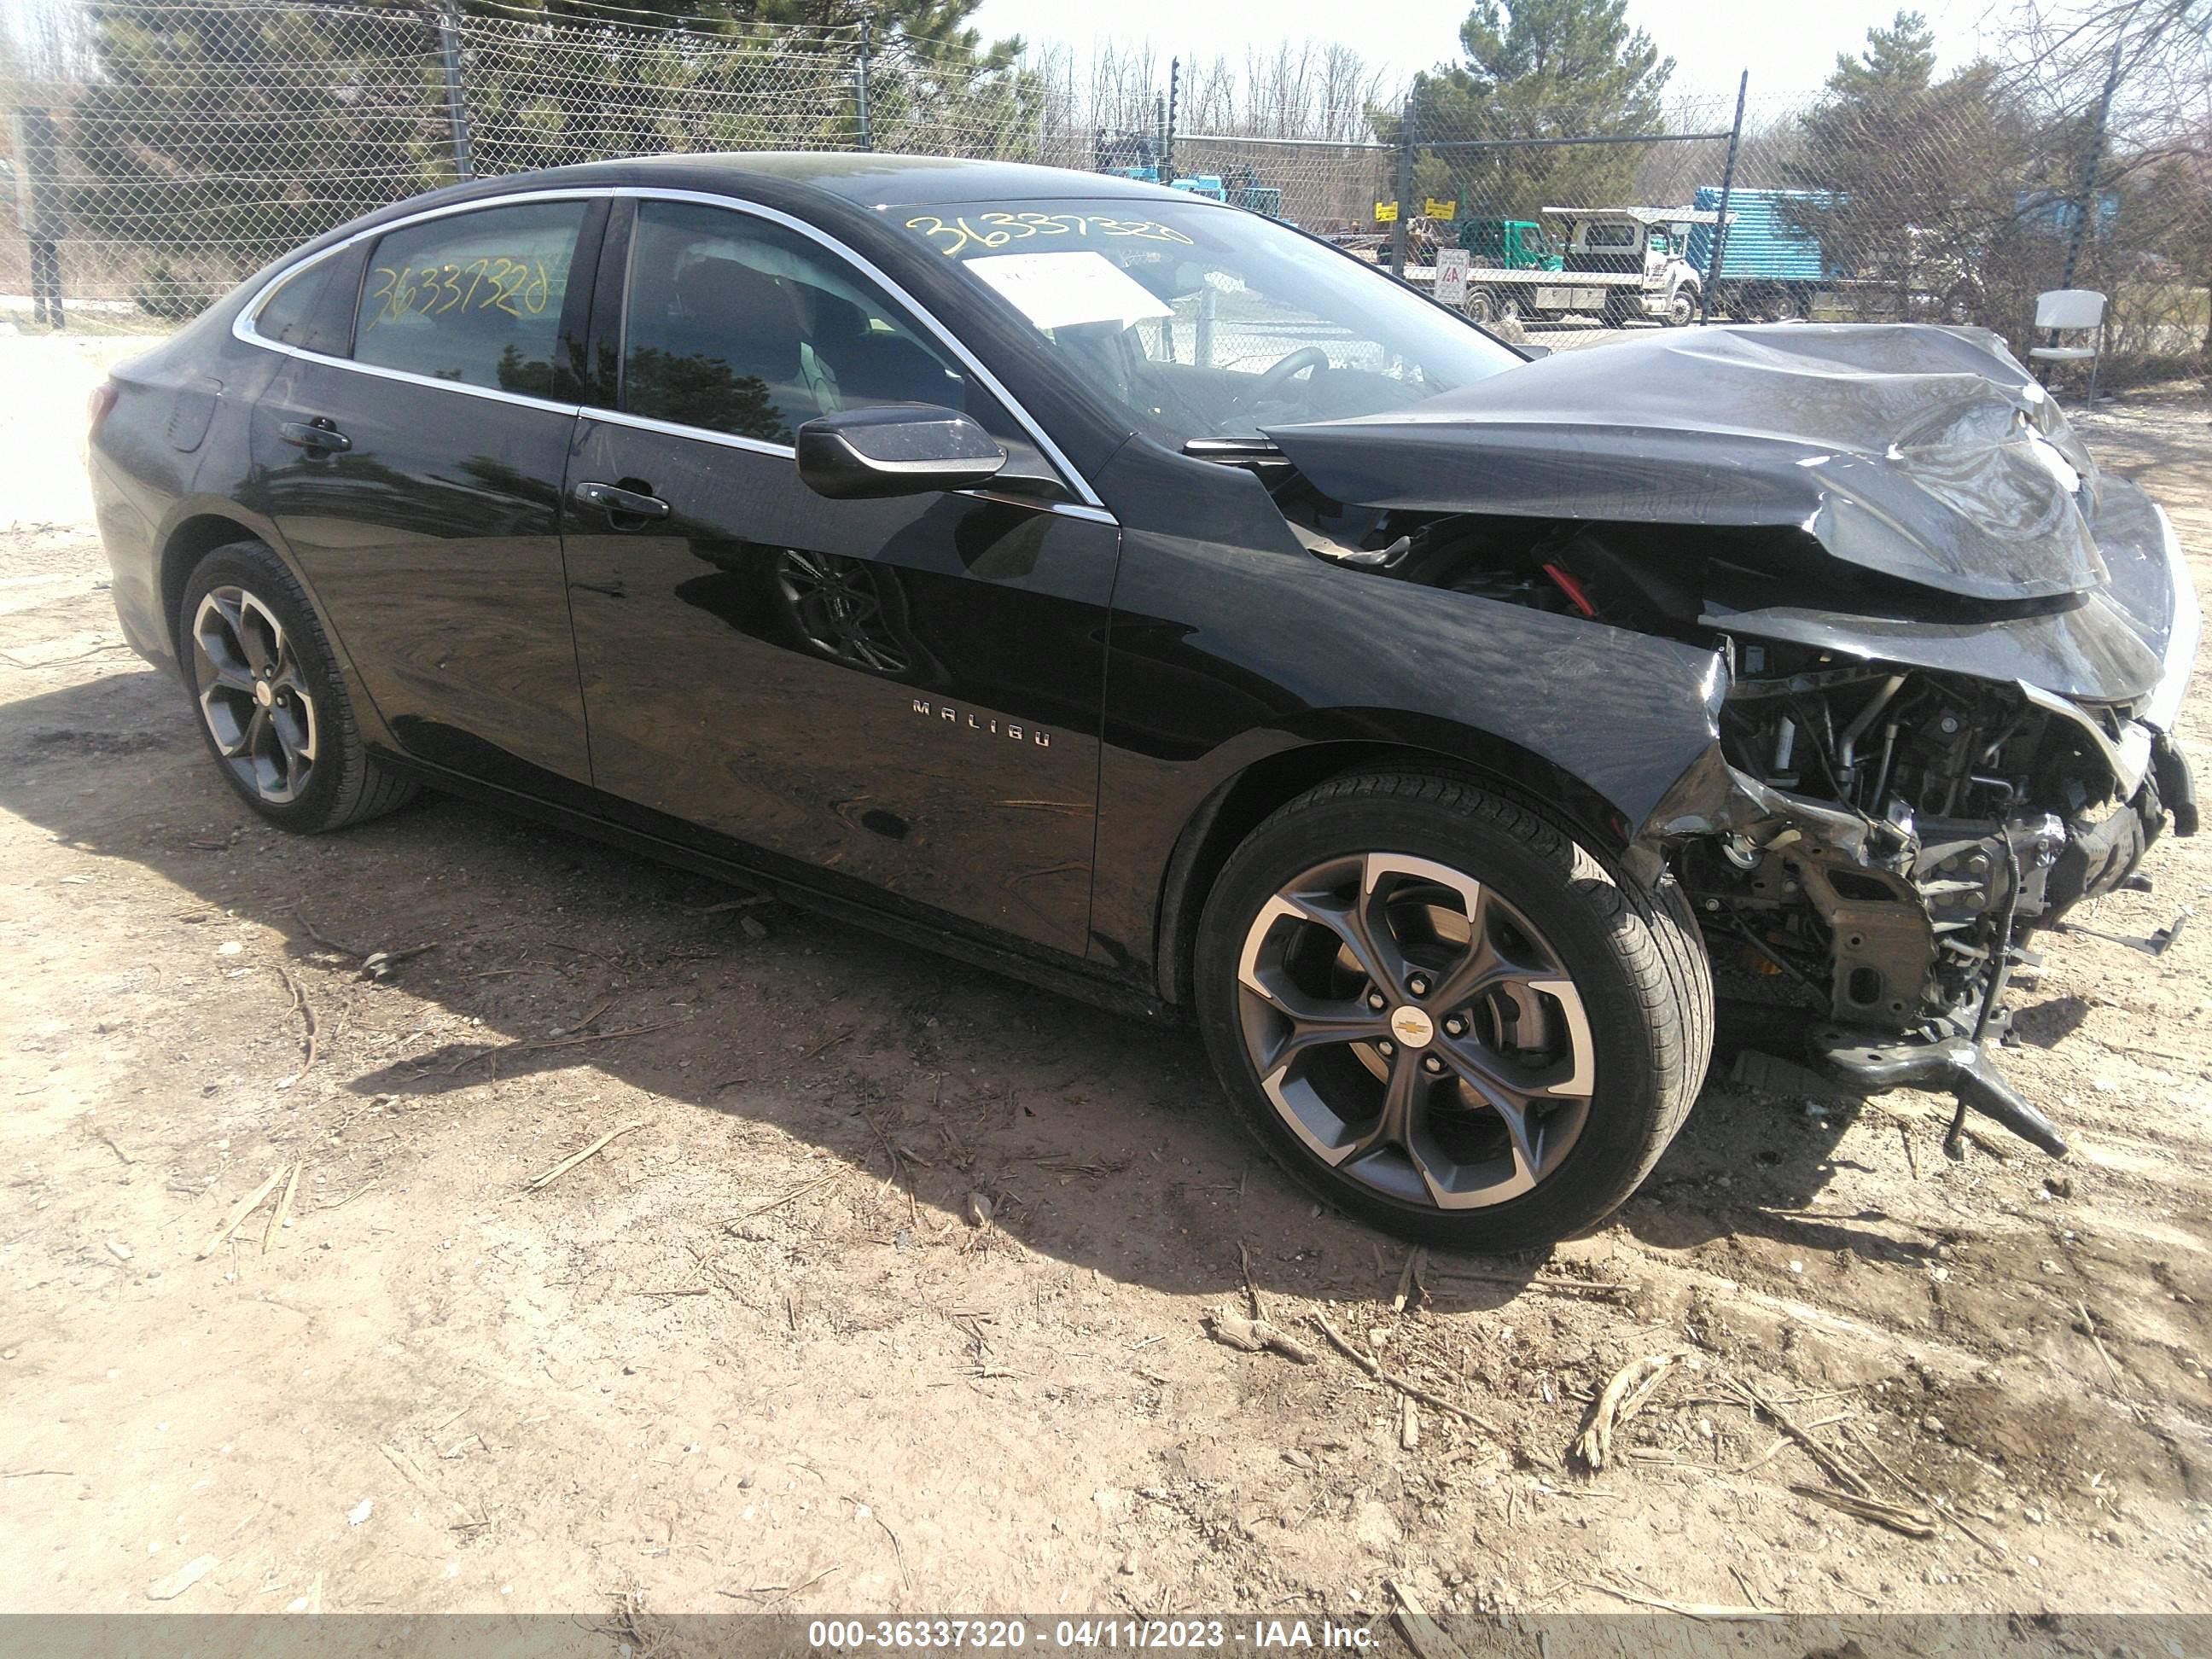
1398,205,1729,328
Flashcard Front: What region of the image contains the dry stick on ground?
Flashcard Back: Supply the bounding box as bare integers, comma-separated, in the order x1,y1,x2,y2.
294,905,369,958
525,1121,645,1191
261,1162,301,1254
1386,1580,1470,1659
1842,1422,2008,1557
1393,1246,1424,1314
2076,1299,2146,1421
1205,1307,1317,1365
198,1167,289,1259
1426,1267,1636,1298
450,1021,680,1075
1574,1349,1694,1471
271,965,322,1075
1238,1241,1271,1324
1579,1581,1779,1621
1789,1483,1937,1537
1309,1310,1500,1433
1728,1378,1875,1497
733,1171,840,1225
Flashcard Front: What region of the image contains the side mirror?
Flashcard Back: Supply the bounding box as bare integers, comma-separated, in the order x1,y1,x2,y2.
794,405,1007,500
1516,341,1551,360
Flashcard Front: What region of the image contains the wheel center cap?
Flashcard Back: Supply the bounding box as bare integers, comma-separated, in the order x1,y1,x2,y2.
1389,1005,1435,1048
253,679,274,708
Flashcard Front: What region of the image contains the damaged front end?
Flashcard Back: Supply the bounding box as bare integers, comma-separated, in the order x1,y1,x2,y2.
1245,323,2201,1154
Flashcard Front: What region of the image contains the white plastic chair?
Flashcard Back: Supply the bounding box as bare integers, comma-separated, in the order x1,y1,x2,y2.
2028,288,2106,402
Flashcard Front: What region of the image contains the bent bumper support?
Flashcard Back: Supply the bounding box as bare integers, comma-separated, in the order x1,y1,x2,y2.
1810,1024,2069,1158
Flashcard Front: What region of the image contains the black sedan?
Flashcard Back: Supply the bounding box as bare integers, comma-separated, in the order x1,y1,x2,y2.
89,154,2197,1249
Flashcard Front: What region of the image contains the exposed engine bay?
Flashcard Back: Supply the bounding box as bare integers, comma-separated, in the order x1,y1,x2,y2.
1187,323,2201,1154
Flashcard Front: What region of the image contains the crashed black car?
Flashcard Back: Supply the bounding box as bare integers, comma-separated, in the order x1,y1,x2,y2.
87,156,2197,1249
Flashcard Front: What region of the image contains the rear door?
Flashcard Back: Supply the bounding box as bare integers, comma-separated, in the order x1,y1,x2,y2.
561,196,1120,955
250,195,603,790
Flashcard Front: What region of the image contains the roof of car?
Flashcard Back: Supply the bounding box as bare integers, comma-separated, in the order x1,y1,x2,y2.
508,152,1196,210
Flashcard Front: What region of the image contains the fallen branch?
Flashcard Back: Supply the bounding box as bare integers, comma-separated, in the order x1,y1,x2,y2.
1729,1378,1873,1497
1308,1311,1499,1433
198,1167,289,1259
262,1162,301,1254
525,1121,645,1190
1573,1348,1694,1470
1204,1307,1317,1365
1789,1482,1937,1537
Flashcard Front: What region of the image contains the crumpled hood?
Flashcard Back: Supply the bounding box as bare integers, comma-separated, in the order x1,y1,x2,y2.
1265,323,2106,603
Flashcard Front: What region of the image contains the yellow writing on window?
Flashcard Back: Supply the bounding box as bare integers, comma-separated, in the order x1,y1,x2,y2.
364,255,562,327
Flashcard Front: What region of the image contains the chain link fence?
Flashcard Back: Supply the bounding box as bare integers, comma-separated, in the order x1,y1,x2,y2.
3,0,2207,381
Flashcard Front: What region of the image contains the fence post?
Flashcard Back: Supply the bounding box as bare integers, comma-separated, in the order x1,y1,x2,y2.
437,0,476,182
856,20,873,153
14,106,66,329
1391,94,1412,278
1701,69,1747,323
1164,57,1179,182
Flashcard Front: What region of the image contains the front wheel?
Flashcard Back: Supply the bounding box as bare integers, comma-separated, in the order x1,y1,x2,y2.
1664,287,1699,327
1192,772,1712,1249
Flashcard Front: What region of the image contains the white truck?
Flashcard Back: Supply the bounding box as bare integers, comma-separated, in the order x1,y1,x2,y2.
1408,206,1726,329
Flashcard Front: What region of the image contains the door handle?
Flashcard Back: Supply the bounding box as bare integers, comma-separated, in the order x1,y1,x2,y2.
279,420,351,454
573,480,670,522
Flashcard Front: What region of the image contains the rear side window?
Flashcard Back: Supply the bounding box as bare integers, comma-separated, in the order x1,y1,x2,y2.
254,253,350,354
353,201,587,396
620,199,975,446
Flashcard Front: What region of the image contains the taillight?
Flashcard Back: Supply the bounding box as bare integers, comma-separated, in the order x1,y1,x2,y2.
87,381,119,433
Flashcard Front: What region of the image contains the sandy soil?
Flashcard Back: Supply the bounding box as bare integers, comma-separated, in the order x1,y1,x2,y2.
4,330,2212,1631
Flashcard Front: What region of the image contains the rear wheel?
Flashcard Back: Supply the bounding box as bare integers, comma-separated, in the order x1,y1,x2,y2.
1464,288,1501,326
178,540,416,832
1192,772,1712,1249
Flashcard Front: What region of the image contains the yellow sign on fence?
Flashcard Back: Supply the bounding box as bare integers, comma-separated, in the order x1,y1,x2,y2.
1374,201,1398,224
1424,198,1458,220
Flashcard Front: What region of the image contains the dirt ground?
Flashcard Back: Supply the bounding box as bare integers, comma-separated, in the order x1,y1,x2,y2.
5,328,2212,1632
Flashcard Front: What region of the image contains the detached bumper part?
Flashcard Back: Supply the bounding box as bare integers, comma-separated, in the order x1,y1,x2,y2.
1811,1025,2069,1158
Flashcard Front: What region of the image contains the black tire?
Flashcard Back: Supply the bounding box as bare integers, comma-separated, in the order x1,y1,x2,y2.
1664,286,1699,327
1192,771,1712,1249
1463,289,1498,326
178,539,417,832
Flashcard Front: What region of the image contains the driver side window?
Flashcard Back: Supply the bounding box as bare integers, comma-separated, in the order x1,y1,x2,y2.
620,201,1014,448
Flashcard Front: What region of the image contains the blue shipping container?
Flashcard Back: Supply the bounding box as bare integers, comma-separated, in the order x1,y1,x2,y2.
1685,187,1841,282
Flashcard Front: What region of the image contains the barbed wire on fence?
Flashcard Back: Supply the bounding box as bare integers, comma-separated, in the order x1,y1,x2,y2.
1,0,2204,375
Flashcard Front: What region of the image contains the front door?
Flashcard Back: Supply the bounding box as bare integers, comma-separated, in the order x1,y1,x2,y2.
563,198,1118,955
251,196,602,789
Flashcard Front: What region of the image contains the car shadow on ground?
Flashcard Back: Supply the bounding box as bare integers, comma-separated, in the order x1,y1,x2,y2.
3,665,1887,1299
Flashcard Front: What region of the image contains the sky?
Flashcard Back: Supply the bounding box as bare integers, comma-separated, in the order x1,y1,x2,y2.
966,0,1994,105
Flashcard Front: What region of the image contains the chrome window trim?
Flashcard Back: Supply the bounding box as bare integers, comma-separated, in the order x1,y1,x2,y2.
230,182,1112,516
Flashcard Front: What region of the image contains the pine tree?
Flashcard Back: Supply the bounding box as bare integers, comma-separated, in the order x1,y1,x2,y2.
1375,0,1674,225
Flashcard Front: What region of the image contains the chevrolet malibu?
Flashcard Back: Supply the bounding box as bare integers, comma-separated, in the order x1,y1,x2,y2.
86,155,2198,1249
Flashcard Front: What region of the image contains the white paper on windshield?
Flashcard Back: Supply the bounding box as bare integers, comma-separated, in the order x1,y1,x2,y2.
969,251,1173,331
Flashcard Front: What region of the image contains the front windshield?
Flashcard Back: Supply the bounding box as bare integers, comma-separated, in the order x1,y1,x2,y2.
899,197,1522,445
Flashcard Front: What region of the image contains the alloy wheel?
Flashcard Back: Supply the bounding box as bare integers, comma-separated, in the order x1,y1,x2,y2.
190,585,319,804
1234,852,1594,1211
